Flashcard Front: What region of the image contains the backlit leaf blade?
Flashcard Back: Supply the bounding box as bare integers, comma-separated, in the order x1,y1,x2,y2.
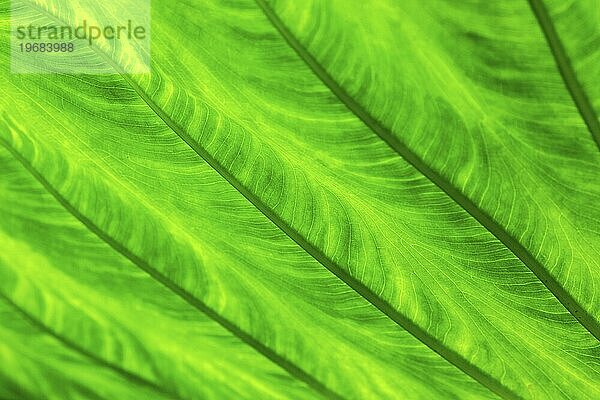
0,4,498,398
1,0,599,399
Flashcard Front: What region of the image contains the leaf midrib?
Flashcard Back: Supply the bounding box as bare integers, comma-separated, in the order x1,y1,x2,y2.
252,0,600,341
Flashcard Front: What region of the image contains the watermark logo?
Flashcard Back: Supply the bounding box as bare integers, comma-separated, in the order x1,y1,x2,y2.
11,0,151,74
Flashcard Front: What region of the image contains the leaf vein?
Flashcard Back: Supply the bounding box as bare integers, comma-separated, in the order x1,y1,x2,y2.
528,0,600,150
0,292,174,399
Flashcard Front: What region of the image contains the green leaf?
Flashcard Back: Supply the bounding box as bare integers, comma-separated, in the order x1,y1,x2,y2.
1,0,599,399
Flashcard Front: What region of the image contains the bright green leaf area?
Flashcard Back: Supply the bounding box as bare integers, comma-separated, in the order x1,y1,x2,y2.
1,0,599,399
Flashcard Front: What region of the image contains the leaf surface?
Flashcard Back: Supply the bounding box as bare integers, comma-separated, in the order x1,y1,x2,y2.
1,0,599,399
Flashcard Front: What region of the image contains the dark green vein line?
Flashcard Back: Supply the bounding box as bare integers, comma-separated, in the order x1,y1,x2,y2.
528,0,600,150
0,138,339,400
0,292,174,399
255,0,600,369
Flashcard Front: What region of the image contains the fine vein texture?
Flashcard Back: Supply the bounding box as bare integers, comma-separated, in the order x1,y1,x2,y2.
1,0,599,399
